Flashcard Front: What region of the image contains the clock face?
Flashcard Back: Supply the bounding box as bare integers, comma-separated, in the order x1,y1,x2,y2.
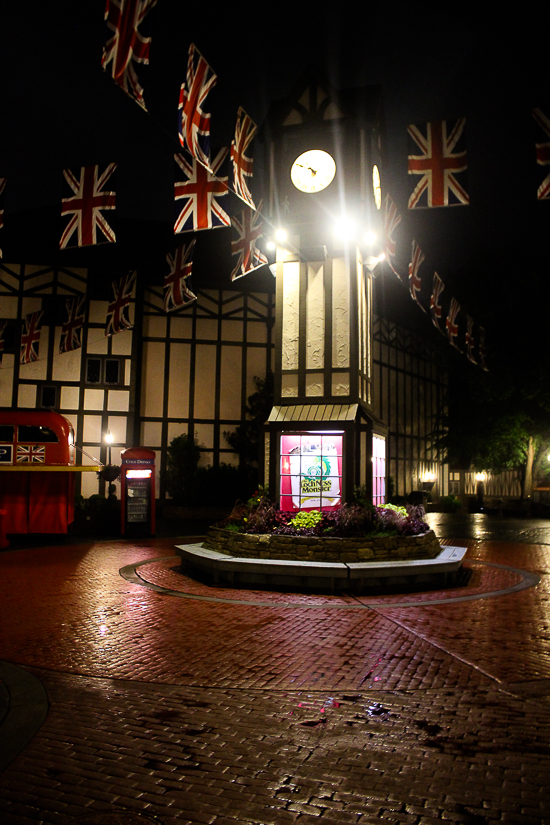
372,164,382,210
290,150,336,193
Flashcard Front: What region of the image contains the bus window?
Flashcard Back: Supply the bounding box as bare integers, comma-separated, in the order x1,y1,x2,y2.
18,425,59,443
0,425,14,441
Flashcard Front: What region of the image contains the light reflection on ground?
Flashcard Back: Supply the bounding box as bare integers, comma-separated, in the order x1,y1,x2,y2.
425,512,550,544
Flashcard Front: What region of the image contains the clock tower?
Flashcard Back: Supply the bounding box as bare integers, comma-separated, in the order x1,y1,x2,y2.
261,69,388,510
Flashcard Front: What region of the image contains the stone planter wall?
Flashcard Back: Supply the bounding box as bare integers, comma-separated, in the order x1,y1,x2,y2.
204,526,442,563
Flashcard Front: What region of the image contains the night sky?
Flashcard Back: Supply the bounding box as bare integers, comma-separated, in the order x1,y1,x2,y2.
0,5,548,362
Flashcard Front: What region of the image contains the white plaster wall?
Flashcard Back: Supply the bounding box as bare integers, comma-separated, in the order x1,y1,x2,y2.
281,261,300,371
220,347,242,419
0,355,14,407
193,345,216,420
306,263,324,370
332,257,350,368
168,343,190,419
142,342,165,418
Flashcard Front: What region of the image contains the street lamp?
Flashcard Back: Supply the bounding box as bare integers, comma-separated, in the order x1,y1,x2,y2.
421,471,436,492
105,431,114,466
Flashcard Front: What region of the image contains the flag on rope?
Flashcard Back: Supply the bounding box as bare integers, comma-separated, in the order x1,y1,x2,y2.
408,240,426,312
231,204,267,281
430,272,445,332
164,239,197,312
479,327,489,371
174,149,229,233
101,0,157,110
0,177,6,258
533,108,550,200
20,310,43,364
383,193,402,277
407,119,469,208
445,297,461,349
60,164,116,249
231,107,257,208
105,271,136,335
0,320,6,367
178,44,217,168
465,315,477,364
60,295,86,354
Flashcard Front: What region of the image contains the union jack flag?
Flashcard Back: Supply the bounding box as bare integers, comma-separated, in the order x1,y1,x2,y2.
479,327,489,372
105,271,136,336
445,297,461,349
16,445,45,464
20,310,44,365
60,295,86,354
430,272,445,332
164,240,197,312
0,177,6,258
101,0,157,110
0,320,6,367
60,164,116,249
174,149,229,233
383,193,402,277
178,44,217,168
408,119,469,208
408,240,426,312
533,108,550,199
465,315,477,364
231,204,267,281
231,107,256,208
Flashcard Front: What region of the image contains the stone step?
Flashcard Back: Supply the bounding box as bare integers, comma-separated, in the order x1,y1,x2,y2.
175,542,467,593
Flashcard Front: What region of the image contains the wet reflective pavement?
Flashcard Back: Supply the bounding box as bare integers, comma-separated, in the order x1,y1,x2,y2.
426,511,550,545
0,518,549,824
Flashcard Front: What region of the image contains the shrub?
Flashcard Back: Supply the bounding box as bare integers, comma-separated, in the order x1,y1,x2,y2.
440,495,462,513
162,433,201,506
193,463,257,507
216,495,429,537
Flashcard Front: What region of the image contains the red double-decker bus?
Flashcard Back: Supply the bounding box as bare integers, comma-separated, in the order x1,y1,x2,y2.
0,411,81,535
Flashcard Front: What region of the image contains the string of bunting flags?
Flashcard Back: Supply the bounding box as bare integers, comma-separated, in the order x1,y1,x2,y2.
3,1,550,366
382,192,488,370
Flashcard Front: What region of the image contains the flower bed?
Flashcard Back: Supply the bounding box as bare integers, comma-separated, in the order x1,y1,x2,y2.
204,495,441,563
203,525,442,563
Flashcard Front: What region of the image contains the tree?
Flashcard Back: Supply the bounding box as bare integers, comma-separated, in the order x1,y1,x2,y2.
162,433,201,506
440,343,550,500
224,371,274,473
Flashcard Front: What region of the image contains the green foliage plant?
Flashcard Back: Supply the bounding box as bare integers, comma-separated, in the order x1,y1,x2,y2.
440,494,462,513
216,495,428,538
289,510,323,530
378,502,408,517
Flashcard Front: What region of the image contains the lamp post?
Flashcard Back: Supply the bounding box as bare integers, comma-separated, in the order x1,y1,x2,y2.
105,431,114,467
475,472,486,511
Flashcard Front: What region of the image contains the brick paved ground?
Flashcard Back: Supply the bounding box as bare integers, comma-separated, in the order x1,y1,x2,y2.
0,531,549,824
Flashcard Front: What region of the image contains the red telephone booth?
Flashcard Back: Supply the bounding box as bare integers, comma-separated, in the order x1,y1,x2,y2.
120,447,156,536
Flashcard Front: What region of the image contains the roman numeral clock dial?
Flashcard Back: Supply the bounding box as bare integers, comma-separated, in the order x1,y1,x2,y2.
290,149,336,193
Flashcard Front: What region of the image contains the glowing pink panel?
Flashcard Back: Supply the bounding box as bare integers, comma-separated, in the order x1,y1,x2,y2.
280,433,343,511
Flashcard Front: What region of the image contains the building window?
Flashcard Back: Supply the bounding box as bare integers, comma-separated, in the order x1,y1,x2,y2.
372,435,386,506
279,432,343,512
449,471,461,496
86,357,122,386
39,385,58,409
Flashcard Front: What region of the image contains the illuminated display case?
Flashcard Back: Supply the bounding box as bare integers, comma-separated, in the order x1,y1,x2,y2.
265,405,387,512
280,432,343,511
